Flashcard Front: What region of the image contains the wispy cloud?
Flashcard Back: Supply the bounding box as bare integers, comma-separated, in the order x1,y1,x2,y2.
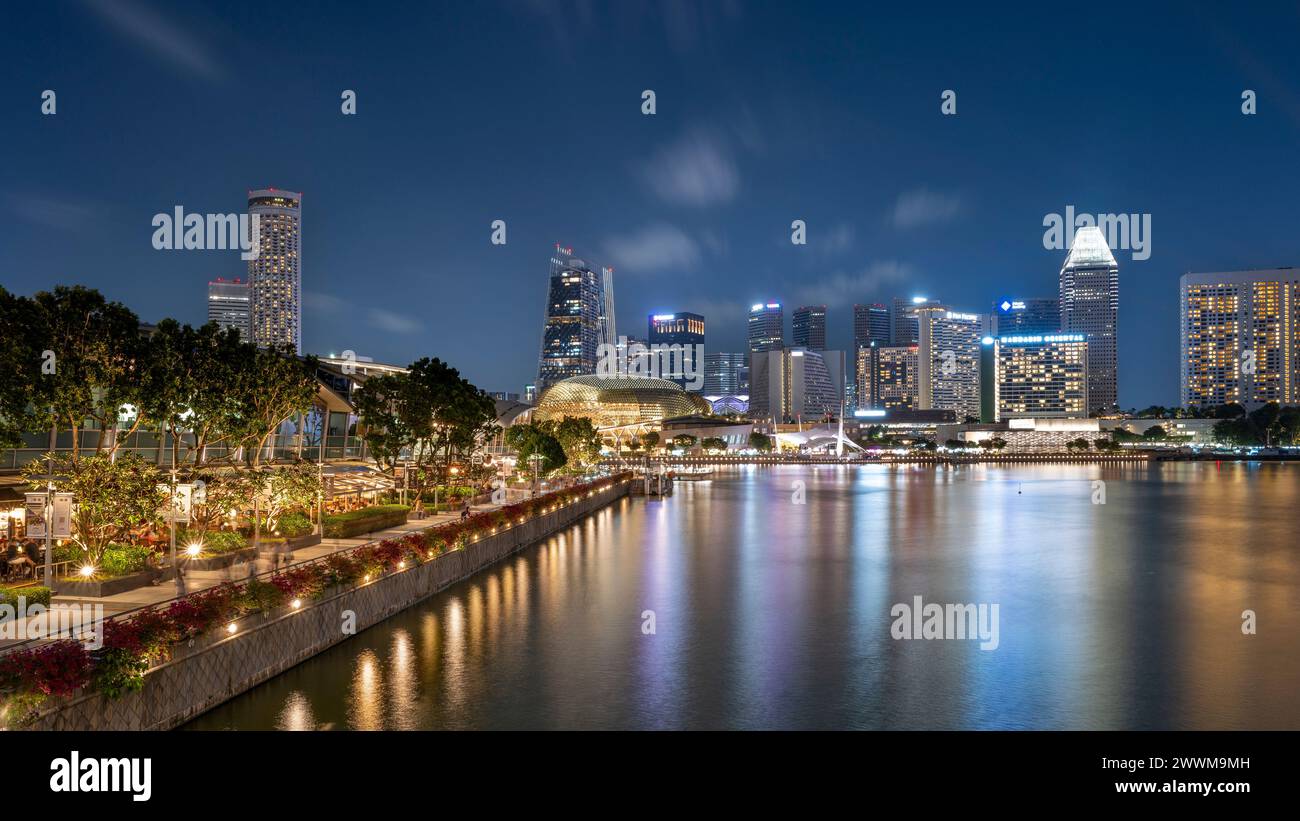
307,292,421,335
83,0,225,82
642,130,739,206
819,222,856,256
4,193,95,231
794,261,913,308
366,308,422,335
891,188,963,229
602,223,701,273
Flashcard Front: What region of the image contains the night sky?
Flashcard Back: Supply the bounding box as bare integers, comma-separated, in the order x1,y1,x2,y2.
4,1,1299,408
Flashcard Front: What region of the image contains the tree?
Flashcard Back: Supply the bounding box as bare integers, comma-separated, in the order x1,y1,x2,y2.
1142,424,1168,440
24,453,167,563
504,423,567,475
671,434,698,450
700,436,727,452
234,344,319,465
353,371,416,472
0,287,40,449
544,416,602,470
27,286,145,461
256,462,321,534
748,432,773,452
641,432,660,451
989,437,1007,450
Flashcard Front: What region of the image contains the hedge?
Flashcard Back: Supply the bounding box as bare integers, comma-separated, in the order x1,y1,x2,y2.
0,587,52,608
322,504,410,538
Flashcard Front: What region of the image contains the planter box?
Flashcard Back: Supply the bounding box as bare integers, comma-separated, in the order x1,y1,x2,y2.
185,547,257,571
323,508,409,539
52,567,173,598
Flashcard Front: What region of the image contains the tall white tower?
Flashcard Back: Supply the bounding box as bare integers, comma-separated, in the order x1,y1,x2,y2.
247,188,302,353
1059,226,1118,414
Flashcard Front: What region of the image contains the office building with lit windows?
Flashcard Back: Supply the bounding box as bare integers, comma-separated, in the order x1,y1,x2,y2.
853,303,891,349
247,188,303,353
992,334,1089,419
858,343,920,411
704,352,749,396
537,244,612,390
1060,227,1119,413
750,347,844,423
1179,268,1300,409
917,307,984,420
991,297,1060,336
207,277,250,340
748,302,784,352
647,312,705,389
892,296,944,345
792,305,827,351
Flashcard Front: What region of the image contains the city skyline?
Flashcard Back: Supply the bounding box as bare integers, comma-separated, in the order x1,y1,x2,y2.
5,2,1300,409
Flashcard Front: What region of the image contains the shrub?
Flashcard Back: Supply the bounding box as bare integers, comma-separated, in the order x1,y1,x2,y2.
100,545,154,577
199,530,248,554
276,512,315,538
0,587,52,608
322,504,409,538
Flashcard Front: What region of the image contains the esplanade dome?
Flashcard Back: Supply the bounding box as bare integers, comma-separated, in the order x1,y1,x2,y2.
532,375,712,428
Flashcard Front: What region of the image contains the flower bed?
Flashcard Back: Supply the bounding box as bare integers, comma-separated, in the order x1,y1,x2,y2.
0,472,630,727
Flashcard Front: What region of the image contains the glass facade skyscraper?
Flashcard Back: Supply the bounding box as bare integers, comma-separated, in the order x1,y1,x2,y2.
207,277,250,341
990,297,1060,336
748,302,784,352
537,244,611,391
1059,227,1118,413
792,305,827,351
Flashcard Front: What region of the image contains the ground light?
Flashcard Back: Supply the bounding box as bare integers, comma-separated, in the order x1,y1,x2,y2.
78,565,95,578
186,544,202,557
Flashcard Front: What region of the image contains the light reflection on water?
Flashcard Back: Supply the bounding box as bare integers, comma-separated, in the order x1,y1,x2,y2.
187,463,1300,730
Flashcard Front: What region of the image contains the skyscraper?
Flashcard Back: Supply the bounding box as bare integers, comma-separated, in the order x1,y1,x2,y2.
247,188,302,353
704,352,749,396
1180,269,1300,408
748,302,784,352
992,333,1089,419
990,297,1060,336
917,307,984,420
537,244,609,390
750,347,843,422
1059,226,1118,413
892,296,943,345
648,312,705,389
853,303,891,349
858,343,920,410
792,305,827,351
207,277,250,340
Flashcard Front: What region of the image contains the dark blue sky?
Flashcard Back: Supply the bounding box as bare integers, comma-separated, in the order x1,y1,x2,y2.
4,0,1299,407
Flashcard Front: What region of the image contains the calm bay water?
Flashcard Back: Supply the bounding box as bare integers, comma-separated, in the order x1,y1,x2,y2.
186,463,1300,730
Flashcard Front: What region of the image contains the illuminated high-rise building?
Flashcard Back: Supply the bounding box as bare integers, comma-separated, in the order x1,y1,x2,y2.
992,334,1089,419
207,277,250,340
748,302,784,352
1180,269,1300,409
537,244,611,390
1059,227,1119,413
648,312,705,389
704,352,749,396
917,307,984,420
858,343,920,410
750,347,844,422
792,305,827,351
247,188,302,353
853,303,891,349
892,296,943,345
991,297,1060,336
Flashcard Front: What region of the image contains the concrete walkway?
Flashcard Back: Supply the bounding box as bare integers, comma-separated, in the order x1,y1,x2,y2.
1,504,500,645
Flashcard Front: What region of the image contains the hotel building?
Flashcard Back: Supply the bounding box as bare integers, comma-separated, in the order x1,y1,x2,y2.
991,333,1089,420
990,297,1060,336
1180,268,1300,408
750,347,844,423
647,312,705,389
917,307,984,421
247,188,303,353
537,245,612,390
857,343,920,411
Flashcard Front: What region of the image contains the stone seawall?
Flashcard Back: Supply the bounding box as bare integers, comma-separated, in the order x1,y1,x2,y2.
24,481,632,731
